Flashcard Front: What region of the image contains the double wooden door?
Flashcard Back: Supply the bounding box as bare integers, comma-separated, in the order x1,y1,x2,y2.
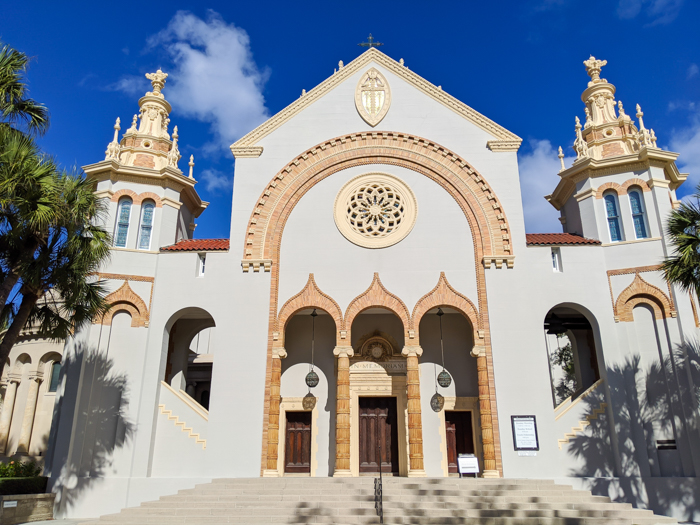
284,411,311,473
445,410,475,474
359,397,399,474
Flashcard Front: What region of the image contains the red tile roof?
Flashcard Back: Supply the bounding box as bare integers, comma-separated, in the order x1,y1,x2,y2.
161,239,230,252
525,233,601,246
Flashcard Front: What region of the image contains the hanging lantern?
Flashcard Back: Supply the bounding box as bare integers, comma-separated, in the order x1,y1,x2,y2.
305,369,319,388
305,309,319,389
437,369,452,388
436,308,452,388
430,392,444,412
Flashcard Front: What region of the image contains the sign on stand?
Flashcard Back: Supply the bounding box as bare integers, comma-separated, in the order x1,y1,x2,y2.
457,454,479,477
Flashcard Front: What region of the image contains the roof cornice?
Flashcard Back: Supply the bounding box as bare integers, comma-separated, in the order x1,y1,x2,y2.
546,147,687,210
230,48,521,153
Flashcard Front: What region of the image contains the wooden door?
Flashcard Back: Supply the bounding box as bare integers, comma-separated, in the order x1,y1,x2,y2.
359,397,399,474
284,411,311,473
445,411,475,474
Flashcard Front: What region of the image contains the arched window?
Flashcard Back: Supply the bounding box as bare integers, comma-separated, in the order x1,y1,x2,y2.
114,198,132,248
48,361,61,393
604,193,622,242
138,201,155,250
628,189,648,239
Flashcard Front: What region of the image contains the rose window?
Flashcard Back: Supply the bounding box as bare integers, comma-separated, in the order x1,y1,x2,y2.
334,173,417,249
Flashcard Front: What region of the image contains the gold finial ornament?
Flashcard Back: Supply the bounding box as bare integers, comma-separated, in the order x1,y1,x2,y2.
145,69,168,97
583,56,607,84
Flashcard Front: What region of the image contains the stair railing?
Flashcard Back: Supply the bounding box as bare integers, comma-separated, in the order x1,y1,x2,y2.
374,440,384,524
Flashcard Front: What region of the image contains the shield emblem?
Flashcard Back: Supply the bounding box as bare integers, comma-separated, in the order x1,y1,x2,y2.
355,68,391,126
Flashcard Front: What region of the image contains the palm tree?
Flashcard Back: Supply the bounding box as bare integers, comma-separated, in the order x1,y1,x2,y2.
0,42,49,136
662,185,700,296
0,172,111,369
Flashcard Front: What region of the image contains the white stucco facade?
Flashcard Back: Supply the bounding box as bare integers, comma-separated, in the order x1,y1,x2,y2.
9,50,695,520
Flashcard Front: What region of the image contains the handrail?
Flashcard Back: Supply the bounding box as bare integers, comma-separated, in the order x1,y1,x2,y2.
374,441,383,524
554,379,603,421
160,380,209,421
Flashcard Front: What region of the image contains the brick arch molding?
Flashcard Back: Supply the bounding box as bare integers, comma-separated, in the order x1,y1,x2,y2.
614,273,675,322
99,281,149,327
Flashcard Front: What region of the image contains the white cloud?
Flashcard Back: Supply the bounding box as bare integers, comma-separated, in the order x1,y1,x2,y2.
106,75,144,95
616,0,684,25
142,10,269,153
199,168,233,193
669,109,700,193
518,139,575,233
687,63,699,80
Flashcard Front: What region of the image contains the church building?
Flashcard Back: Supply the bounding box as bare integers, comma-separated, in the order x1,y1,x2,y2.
5,48,697,519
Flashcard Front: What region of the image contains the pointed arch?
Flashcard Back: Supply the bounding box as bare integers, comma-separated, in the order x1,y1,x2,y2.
100,281,149,327
614,273,676,322
343,273,411,341
595,182,622,199
620,178,650,194
275,274,343,347
411,272,480,343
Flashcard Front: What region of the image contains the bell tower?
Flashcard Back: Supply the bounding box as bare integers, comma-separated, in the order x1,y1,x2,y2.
546,57,686,244
84,69,208,252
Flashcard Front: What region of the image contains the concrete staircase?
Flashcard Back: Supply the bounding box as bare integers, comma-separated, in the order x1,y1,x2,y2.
85,477,677,525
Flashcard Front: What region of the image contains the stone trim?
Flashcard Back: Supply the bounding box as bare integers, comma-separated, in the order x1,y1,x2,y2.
613,273,676,322
275,274,343,347
99,281,150,327
411,272,481,344
231,146,263,158
594,178,650,199
242,132,513,269
232,48,520,149
343,273,411,341
110,189,163,207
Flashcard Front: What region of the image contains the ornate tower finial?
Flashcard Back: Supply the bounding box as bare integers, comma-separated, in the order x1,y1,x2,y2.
105,117,121,161
145,69,168,98
573,116,590,161
127,114,138,133
558,146,565,172
583,56,607,84
167,126,181,168
617,101,626,118
188,155,195,179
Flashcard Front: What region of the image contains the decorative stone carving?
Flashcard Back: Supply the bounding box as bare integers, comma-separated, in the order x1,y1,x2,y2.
355,67,391,126
583,56,607,85
105,118,121,161
359,336,393,361
334,172,417,249
145,69,168,97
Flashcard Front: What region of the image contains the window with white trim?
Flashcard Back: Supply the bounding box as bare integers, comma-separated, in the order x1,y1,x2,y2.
138,201,155,250
198,253,206,276
114,198,132,248
551,247,562,272
628,189,648,239
604,193,623,242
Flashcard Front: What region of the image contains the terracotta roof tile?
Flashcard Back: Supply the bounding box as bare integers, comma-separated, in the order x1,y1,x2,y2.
525,233,601,246
161,239,230,252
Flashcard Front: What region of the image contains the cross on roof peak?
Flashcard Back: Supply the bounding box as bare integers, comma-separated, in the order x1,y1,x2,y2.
359,34,384,48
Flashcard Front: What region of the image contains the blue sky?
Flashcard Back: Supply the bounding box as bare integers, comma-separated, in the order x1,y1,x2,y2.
2,0,698,237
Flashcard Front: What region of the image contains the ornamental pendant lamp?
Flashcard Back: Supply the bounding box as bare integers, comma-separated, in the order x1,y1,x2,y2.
431,363,445,412
305,309,320,389
436,308,452,388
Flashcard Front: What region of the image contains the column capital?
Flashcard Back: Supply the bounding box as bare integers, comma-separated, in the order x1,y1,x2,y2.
402,345,423,357
333,346,354,358
7,374,21,384
271,347,287,359
470,345,486,358
28,373,44,383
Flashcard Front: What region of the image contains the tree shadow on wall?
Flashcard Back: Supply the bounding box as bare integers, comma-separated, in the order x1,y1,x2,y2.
565,341,700,521
46,341,135,514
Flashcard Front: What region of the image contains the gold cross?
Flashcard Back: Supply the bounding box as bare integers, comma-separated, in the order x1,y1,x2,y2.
358,34,384,48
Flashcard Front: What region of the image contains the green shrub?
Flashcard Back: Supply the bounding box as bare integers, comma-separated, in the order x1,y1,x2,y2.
0,477,48,495
0,460,42,478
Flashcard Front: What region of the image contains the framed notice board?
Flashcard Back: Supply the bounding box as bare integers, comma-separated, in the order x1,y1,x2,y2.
511,415,539,451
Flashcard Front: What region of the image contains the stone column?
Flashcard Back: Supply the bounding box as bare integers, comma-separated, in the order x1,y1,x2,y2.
0,377,20,454
333,346,353,477
402,345,426,476
17,374,42,454
472,345,499,477
263,348,286,477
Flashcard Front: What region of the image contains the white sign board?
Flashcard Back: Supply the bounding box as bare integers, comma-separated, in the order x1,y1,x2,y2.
3,501,17,508
457,454,479,475
511,415,539,451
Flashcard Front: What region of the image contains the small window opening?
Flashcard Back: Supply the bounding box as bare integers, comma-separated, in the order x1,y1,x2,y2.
114,198,132,248
138,201,155,250
198,253,206,276
48,362,61,393
604,193,623,242
551,247,562,272
629,190,648,239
